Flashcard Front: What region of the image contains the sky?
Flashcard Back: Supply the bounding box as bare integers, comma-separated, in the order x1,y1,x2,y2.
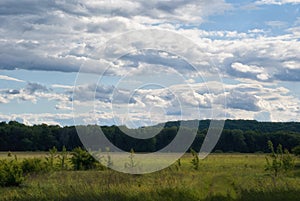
0,0,299,127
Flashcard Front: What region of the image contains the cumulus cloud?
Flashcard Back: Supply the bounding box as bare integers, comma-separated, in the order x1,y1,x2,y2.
226,90,260,111
231,62,270,81
72,81,300,126
72,83,136,104
1,79,299,126
283,61,300,70
0,1,300,126
0,0,299,83
0,0,231,73
0,82,68,105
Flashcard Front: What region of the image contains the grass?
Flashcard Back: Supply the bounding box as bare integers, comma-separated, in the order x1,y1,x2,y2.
0,153,300,201
0,152,48,159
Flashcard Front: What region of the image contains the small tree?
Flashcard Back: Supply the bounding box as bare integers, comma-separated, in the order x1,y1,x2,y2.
190,148,199,170
124,149,138,173
265,140,294,178
70,147,98,170
58,146,68,170
46,146,58,170
282,149,295,172
0,157,24,187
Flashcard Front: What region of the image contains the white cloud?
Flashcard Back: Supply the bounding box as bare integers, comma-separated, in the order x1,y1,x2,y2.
231,62,264,74
1,80,299,126
248,29,265,33
0,1,299,83
0,95,9,104
51,84,74,89
231,63,270,81
256,0,300,5
283,61,300,70
265,21,287,28
0,0,232,73
0,75,24,82
287,26,300,37
256,73,270,81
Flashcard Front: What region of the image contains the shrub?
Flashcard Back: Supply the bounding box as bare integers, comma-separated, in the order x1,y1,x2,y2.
58,146,68,170
0,158,24,187
292,146,300,156
124,149,140,174
45,146,58,170
21,158,48,174
190,148,199,170
265,140,294,177
70,147,98,170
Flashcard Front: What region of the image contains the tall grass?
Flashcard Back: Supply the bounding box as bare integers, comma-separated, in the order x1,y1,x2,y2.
0,153,299,201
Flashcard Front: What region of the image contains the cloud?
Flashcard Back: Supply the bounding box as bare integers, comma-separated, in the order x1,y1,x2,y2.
226,90,261,111
0,82,67,104
231,62,270,81
0,1,300,126
5,89,20,95
119,49,195,74
265,21,287,28
0,75,24,82
0,0,299,83
274,69,300,81
51,84,74,89
0,0,232,73
1,80,299,126
25,82,49,94
72,83,136,104
255,0,300,5
287,26,300,37
283,61,300,70
231,62,264,74
0,95,9,104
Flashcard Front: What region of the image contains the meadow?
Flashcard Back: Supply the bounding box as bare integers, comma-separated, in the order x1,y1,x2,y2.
0,152,300,201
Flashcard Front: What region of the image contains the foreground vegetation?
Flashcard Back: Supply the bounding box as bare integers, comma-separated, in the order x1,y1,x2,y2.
0,120,299,200
0,152,300,201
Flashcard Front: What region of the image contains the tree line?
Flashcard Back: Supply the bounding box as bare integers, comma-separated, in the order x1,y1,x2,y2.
0,120,299,153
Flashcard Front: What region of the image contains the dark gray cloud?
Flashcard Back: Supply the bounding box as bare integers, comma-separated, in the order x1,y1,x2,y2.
226,90,261,111
72,84,136,104
274,69,300,81
0,1,51,16
120,49,195,74
5,89,20,95
26,82,49,94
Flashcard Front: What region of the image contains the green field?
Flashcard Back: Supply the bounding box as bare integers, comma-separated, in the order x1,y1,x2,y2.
0,153,300,201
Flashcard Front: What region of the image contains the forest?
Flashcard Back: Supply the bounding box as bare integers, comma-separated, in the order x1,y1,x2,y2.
0,120,299,153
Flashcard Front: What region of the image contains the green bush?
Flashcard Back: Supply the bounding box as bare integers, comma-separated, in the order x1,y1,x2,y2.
45,146,58,170
70,147,99,170
58,146,68,170
0,158,24,187
21,158,49,174
292,146,300,156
